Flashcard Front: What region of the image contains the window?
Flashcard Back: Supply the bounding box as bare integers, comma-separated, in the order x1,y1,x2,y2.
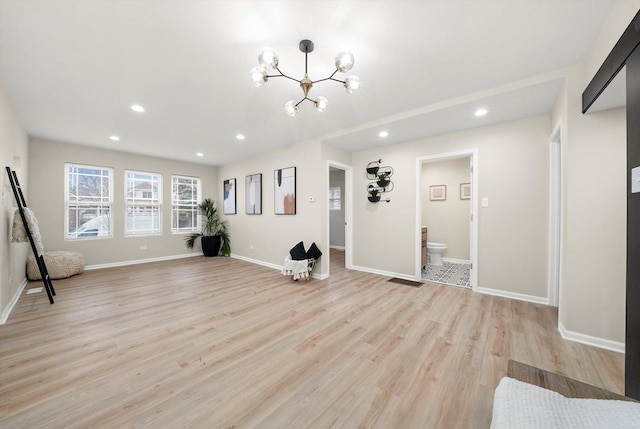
125,170,162,236
65,163,113,239
171,175,201,233
329,186,341,211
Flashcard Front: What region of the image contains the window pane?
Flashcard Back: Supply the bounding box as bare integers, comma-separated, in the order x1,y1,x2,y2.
67,165,111,203
329,186,341,211
66,164,113,240
126,206,161,235
171,176,201,233
125,170,162,235
126,171,161,205
67,206,111,238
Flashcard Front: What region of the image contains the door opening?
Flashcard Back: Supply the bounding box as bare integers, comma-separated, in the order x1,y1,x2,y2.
327,161,353,276
416,149,478,290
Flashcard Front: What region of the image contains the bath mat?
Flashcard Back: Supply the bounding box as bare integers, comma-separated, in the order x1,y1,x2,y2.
388,278,423,288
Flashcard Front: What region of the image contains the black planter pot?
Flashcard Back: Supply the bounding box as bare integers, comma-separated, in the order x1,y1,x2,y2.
368,195,381,203
201,235,222,257
377,179,390,188
366,166,379,175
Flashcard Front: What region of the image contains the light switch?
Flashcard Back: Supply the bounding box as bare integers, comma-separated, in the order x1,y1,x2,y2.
633,166,640,194
482,197,490,208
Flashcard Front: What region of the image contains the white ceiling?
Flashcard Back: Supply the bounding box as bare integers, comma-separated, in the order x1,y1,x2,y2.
0,0,621,166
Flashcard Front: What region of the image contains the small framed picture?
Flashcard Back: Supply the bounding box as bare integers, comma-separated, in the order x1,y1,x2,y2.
429,185,447,201
245,173,262,215
460,183,471,200
223,178,236,214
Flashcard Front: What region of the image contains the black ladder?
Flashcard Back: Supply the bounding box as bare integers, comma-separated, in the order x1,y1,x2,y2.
6,167,56,304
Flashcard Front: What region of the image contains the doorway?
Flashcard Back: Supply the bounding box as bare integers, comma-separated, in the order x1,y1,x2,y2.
416,149,478,290
327,161,353,276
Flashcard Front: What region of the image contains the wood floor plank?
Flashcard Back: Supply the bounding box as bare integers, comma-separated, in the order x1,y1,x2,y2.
0,250,624,428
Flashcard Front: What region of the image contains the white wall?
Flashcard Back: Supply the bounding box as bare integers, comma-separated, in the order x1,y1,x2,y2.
28,138,218,266
0,80,30,322
545,0,637,349
422,157,471,261
352,114,551,298
552,69,626,346
218,139,327,275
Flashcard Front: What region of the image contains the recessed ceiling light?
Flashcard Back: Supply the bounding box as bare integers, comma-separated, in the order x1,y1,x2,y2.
109,135,120,141
130,104,145,113
378,131,389,138
474,108,488,117
236,134,245,140
196,152,204,157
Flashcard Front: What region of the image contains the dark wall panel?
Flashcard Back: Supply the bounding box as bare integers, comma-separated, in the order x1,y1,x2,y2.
626,47,640,400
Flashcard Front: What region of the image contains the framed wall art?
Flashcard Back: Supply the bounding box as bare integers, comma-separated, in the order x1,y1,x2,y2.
245,173,262,214
429,184,446,201
223,178,236,214
274,166,296,214
460,182,471,200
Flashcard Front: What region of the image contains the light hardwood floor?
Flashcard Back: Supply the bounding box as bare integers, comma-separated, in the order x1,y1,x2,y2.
0,250,624,428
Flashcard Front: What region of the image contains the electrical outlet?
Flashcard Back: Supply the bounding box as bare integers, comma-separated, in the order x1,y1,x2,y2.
249,244,254,250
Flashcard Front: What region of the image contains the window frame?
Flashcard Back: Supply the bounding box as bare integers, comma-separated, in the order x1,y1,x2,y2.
171,175,202,234
124,170,163,237
64,163,114,241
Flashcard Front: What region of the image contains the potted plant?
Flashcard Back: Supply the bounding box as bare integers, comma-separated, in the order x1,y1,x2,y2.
368,188,381,203
185,198,231,256
377,171,391,187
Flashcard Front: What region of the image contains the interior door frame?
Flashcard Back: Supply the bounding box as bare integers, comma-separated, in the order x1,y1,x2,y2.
548,119,563,308
415,149,479,290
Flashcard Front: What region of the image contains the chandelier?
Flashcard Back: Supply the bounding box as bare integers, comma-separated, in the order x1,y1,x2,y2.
250,39,360,116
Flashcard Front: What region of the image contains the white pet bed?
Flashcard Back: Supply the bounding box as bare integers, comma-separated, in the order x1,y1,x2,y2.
491,377,640,429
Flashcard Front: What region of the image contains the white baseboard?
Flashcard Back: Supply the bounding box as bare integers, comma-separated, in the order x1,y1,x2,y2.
350,265,417,282
558,322,625,354
85,253,198,270
231,254,327,280
329,245,345,250
477,286,549,305
442,258,471,264
231,254,282,271
1,278,28,325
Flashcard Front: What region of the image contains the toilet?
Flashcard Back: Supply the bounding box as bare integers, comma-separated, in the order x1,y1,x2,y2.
427,242,448,266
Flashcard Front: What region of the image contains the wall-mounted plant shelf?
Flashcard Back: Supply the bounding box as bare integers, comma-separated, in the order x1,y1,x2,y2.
366,159,393,203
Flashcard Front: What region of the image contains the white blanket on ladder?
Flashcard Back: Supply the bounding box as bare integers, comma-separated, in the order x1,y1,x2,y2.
11,208,44,254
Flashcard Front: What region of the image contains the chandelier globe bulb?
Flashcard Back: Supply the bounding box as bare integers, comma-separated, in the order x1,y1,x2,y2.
258,47,279,71
335,51,355,73
314,96,329,112
344,75,360,94
250,66,267,86
284,101,298,117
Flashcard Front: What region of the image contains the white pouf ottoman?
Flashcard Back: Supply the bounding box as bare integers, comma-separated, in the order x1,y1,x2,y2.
27,251,85,280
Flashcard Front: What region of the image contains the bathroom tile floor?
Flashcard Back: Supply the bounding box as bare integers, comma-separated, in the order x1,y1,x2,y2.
422,262,471,288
